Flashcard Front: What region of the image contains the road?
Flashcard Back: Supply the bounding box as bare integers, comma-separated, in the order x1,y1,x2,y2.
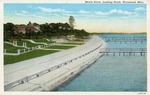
4,35,107,91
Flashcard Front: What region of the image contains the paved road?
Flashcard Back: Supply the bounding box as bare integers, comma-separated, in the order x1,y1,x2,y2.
4,35,107,91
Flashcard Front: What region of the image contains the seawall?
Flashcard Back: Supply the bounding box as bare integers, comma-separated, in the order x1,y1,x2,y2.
4,35,107,91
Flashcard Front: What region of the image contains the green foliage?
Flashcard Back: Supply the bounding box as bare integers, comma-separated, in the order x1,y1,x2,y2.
73,29,90,38
4,22,90,40
4,23,15,40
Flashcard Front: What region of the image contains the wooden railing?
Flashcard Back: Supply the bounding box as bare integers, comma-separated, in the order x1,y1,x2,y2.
99,48,147,56
102,37,146,43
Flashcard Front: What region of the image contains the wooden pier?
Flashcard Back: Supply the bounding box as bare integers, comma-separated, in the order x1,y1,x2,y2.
100,48,147,56
102,37,147,43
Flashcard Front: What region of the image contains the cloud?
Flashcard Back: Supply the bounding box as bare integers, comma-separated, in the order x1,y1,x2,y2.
79,10,90,14
135,7,145,11
109,9,132,15
14,11,25,16
38,7,70,13
95,9,135,16
15,13,26,16
21,10,28,14
95,11,108,15
13,10,29,16
31,14,48,19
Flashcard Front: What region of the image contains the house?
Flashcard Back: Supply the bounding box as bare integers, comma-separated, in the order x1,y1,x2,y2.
14,24,41,34
26,26,40,33
14,25,26,34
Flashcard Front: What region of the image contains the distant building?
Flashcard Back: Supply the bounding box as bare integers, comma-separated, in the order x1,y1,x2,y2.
51,36,67,43
14,25,26,34
14,23,41,34
67,35,76,41
33,25,40,30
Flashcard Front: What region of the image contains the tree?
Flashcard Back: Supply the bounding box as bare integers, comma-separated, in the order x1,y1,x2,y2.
25,27,31,38
4,21,89,40
4,23,15,40
27,21,32,26
63,23,70,30
40,23,51,37
69,16,75,30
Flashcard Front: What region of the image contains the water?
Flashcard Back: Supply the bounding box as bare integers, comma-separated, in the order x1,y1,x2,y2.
57,34,147,91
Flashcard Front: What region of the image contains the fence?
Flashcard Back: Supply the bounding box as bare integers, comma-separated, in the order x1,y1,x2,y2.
4,43,60,55
4,42,104,91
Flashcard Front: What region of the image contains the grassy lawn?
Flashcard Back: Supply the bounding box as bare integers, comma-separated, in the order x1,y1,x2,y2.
17,40,43,47
4,50,58,65
4,43,26,53
32,39,55,44
46,45,76,49
61,42,84,45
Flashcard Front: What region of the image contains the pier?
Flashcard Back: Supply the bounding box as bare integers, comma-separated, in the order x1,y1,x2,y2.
100,48,147,56
103,37,146,43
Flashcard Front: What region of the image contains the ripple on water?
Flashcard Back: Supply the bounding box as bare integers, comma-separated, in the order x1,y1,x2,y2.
57,34,147,91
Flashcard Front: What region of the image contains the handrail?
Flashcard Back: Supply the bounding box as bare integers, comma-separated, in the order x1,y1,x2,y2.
4,41,104,91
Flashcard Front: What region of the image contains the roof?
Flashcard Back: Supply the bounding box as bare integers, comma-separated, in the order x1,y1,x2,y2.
17,25,26,32
14,25,40,33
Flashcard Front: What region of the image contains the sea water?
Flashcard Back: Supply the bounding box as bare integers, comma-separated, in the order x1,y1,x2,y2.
57,34,147,91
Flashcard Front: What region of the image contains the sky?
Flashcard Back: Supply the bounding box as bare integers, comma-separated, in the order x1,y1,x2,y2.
4,4,146,33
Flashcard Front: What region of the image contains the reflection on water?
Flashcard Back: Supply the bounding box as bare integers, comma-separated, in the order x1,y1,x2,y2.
57,34,147,91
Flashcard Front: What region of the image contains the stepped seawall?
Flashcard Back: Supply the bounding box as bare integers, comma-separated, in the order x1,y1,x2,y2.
4,35,107,91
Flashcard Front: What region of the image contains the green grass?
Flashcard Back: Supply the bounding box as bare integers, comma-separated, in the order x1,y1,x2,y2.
4,50,58,65
46,45,76,49
4,43,25,53
32,39,55,44
17,40,43,47
61,42,84,45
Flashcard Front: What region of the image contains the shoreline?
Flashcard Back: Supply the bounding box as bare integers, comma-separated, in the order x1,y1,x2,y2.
90,32,147,34
4,35,107,91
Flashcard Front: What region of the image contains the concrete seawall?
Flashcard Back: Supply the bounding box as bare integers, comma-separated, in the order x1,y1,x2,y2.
4,35,107,91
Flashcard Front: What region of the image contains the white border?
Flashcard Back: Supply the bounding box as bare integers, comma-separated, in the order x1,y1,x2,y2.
3,0,148,3
147,0,150,95
1,0,149,95
0,0,4,94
